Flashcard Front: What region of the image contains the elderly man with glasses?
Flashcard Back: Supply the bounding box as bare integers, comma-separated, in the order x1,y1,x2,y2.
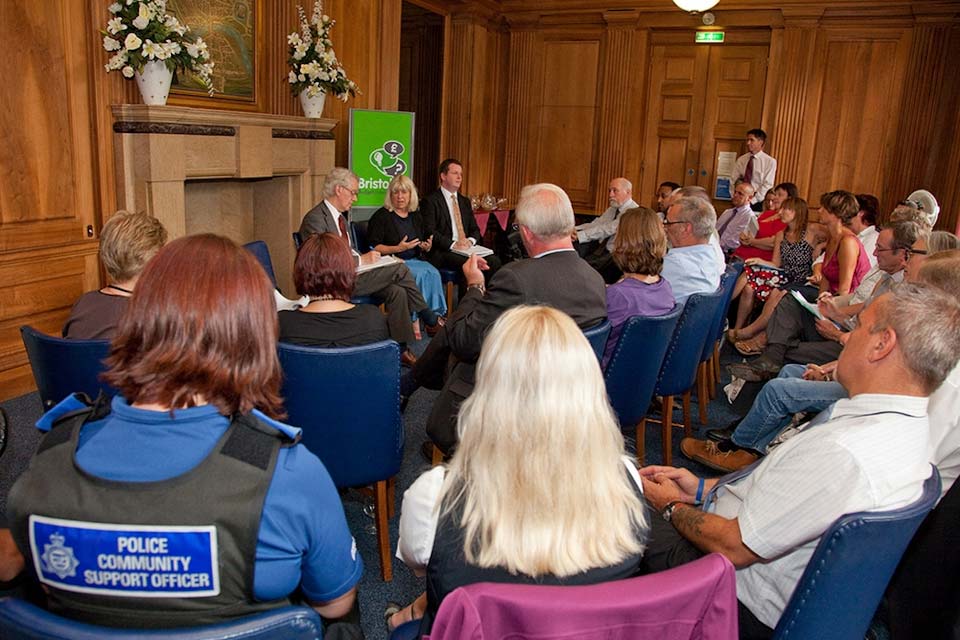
660,196,725,305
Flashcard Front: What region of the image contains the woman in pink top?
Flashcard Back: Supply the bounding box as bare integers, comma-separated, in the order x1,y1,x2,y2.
817,190,871,296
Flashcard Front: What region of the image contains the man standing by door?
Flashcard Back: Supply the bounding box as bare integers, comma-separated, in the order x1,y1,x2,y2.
731,129,776,211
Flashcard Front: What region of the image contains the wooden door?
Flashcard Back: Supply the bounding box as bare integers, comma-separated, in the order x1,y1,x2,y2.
698,45,769,210
641,34,769,211
640,43,710,202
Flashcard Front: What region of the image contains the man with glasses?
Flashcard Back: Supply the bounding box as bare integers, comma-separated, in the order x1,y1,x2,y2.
299,167,442,366
660,196,724,305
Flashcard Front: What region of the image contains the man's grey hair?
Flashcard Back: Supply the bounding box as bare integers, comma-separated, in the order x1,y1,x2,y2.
889,220,924,251
672,196,717,239
515,183,575,239
323,167,358,198
613,177,633,193
871,283,960,394
672,185,711,203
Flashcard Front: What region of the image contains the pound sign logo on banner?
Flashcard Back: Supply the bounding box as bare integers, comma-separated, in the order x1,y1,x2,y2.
369,140,407,177
41,533,80,580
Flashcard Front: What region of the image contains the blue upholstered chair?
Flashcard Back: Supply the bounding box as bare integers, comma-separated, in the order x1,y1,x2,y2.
773,466,941,640
346,221,382,307
641,289,724,465
241,240,278,290
0,599,323,640
602,308,682,464
20,326,114,412
277,339,403,580
292,231,303,251
439,267,461,314
695,262,745,423
582,319,612,363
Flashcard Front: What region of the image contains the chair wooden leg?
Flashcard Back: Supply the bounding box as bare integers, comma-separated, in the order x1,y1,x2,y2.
713,341,721,383
445,281,455,314
431,444,444,466
387,476,396,519
374,479,393,581
708,350,718,399
636,418,646,466
682,390,692,437
698,362,709,426
661,395,674,466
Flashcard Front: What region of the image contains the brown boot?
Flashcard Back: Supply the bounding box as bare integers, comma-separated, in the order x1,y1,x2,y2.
680,437,759,473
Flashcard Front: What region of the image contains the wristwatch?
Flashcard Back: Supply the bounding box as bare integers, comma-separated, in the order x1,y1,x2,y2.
467,282,485,295
661,501,684,523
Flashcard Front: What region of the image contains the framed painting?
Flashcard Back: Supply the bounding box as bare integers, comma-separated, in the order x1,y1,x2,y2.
167,0,261,107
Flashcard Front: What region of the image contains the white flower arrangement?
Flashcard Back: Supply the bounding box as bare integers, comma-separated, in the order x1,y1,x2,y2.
287,1,359,102
101,0,214,94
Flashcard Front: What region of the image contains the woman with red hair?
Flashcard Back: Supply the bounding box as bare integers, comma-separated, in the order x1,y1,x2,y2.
8,234,362,629
279,232,389,347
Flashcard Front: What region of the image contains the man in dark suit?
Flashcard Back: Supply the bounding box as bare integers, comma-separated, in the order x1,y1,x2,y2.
413,183,607,456
419,158,501,278
298,168,441,365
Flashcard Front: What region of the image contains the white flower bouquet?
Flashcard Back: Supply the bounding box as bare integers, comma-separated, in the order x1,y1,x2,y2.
287,1,359,102
101,0,214,95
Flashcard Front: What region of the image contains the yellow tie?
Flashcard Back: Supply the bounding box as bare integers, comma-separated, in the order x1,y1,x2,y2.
451,194,467,242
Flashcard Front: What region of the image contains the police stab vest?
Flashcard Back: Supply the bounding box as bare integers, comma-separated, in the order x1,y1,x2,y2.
7,396,296,628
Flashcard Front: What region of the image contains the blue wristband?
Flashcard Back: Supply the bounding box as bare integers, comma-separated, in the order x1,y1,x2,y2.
695,478,705,504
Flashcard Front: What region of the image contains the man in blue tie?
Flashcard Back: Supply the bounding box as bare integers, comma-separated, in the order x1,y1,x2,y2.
638,284,960,638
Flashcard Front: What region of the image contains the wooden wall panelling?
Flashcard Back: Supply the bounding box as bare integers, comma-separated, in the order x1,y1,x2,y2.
764,12,822,193
535,37,601,208
593,11,640,212
884,20,960,223
502,18,544,205
623,27,649,205
806,27,910,206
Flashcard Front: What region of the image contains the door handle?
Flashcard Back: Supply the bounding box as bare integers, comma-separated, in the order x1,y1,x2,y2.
687,169,695,176
701,170,708,177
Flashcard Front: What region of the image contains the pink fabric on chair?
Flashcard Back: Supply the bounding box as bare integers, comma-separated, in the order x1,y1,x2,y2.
423,553,737,640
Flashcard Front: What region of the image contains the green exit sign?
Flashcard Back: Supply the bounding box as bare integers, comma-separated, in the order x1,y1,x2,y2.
696,31,725,43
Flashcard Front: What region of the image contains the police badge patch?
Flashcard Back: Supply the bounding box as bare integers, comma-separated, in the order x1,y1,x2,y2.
41,533,80,580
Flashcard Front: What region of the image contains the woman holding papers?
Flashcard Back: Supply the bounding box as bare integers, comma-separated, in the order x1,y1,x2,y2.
729,197,822,355
279,232,389,347
367,175,447,329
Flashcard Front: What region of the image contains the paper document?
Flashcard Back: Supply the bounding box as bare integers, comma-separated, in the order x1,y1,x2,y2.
452,245,494,258
357,255,401,274
790,290,824,320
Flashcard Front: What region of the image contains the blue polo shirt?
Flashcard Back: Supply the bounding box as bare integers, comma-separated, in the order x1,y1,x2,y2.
39,396,362,604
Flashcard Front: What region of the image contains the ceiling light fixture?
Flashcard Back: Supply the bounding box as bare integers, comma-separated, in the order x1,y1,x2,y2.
673,0,719,13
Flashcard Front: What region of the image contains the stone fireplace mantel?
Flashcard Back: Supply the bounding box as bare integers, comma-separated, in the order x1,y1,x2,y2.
111,105,338,293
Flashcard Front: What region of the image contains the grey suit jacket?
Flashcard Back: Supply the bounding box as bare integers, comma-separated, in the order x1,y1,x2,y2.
299,201,342,240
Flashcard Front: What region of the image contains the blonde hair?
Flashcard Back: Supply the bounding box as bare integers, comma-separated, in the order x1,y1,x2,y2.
439,306,647,577
99,211,168,282
384,174,420,212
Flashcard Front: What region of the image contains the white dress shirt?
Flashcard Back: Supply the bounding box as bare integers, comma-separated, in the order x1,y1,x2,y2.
576,198,639,251
711,394,930,628
731,150,777,204
440,186,477,248
929,362,960,502
716,204,755,252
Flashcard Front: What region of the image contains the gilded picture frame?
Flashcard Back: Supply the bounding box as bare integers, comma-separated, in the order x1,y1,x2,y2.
167,0,262,108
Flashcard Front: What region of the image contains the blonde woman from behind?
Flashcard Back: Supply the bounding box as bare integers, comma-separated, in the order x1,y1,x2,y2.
389,305,649,635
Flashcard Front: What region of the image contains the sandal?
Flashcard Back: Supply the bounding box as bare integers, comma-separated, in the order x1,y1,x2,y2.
726,328,740,343
384,601,407,631
734,332,767,356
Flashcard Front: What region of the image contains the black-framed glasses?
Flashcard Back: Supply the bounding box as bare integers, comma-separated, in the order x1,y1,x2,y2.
662,218,688,226
906,248,929,258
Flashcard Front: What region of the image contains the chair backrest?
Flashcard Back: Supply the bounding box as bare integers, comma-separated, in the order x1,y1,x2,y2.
655,289,725,397
582,319,611,363
242,240,278,289
20,326,114,411
0,599,323,640
702,262,745,362
604,306,683,428
277,340,403,487
773,466,941,640
350,220,369,253
292,232,303,251
884,469,960,639
424,553,737,640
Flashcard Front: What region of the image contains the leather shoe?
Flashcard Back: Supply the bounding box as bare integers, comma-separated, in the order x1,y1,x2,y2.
727,357,780,383
401,349,418,368
424,315,446,338
680,437,759,473
706,426,735,442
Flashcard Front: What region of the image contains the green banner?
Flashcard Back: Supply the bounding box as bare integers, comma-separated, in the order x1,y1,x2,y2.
349,109,415,208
